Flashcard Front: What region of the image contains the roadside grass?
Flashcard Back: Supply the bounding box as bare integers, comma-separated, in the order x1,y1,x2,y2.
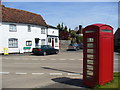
94,72,120,89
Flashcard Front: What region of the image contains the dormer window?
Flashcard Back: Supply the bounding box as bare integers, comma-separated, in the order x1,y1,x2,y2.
9,24,17,32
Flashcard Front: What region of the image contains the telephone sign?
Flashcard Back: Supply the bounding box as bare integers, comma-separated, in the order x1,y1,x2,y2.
83,24,114,87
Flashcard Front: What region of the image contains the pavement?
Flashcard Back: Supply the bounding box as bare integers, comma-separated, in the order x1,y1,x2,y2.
0,50,119,89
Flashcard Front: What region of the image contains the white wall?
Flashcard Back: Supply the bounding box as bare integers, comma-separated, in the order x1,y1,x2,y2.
0,22,47,53
47,28,58,36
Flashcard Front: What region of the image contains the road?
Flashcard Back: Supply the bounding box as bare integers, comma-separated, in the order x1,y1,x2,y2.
2,51,84,88
1,51,119,89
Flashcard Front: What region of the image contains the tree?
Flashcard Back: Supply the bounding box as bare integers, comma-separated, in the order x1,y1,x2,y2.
76,36,83,43
59,31,69,40
57,23,69,40
57,24,61,30
64,26,68,31
69,28,71,33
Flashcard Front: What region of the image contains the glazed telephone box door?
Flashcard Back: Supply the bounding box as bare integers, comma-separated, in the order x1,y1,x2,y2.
86,38,95,80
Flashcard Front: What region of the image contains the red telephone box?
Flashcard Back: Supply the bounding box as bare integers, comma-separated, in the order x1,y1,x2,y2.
83,24,114,87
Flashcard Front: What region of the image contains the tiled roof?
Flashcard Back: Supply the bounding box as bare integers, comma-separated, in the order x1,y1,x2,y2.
114,28,120,39
1,5,47,26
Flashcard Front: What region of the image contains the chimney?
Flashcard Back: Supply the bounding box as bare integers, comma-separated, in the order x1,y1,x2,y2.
79,25,82,34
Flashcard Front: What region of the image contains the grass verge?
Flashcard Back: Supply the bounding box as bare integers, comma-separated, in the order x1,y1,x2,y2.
94,72,120,89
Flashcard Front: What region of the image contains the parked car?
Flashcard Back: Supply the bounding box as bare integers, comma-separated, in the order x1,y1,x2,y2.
67,43,79,51
32,45,59,55
78,43,83,49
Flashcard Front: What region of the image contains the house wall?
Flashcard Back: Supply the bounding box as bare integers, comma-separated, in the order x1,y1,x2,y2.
0,22,47,53
47,28,59,49
47,28,58,36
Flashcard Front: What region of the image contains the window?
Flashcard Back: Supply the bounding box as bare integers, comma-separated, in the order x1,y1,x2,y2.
87,38,94,42
26,41,32,46
55,38,58,43
87,49,94,53
9,24,17,32
87,43,94,48
85,30,96,33
8,38,18,48
48,38,51,43
87,54,94,59
102,29,112,33
41,28,45,34
28,25,31,32
41,39,45,45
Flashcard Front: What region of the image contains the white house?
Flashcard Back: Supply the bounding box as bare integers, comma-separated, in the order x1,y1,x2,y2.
0,5,59,54
47,25,59,49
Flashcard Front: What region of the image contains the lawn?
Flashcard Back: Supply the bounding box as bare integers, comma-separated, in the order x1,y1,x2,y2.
94,72,120,89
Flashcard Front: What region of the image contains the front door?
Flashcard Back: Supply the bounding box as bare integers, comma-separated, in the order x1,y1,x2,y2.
35,38,39,47
52,38,54,48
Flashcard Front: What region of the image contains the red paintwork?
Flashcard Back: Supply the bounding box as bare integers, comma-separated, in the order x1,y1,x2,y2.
83,24,114,87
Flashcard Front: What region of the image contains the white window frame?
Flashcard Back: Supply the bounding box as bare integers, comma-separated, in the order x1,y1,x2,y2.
41,39,45,45
9,24,17,32
41,28,45,34
8,38,18,48
55,37,58,43
28,25,31,32
48,38,51,43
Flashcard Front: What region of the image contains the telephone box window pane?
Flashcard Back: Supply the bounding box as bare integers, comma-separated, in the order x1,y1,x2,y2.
87,65,94,71
87,71,93,76
86,75,93,78
87,38,94,42
102,29,112,33
87,54,94,59
87,59,94,65
85,31,96,33
87,49,94,53
87,43,94,48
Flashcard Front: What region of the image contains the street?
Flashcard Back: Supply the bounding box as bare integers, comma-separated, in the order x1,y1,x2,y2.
1,50,119,88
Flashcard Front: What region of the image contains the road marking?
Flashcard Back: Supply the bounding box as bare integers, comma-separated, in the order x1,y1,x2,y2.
59,59,66,60
0,72,10,74
32,73,44,75
23,58,29,60
41,59,46,60
50,73,63,75
50,59,56,60
67,73,80,76
14,63,43,64
78,59,83,60
31,58,39,60
69,59,75,60
68,77,82,79
16,72,27,75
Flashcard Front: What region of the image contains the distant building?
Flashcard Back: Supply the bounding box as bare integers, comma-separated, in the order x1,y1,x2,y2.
114,28,120,51
0,5,59,54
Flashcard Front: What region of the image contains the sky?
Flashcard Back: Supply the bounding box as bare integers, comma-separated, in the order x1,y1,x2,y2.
2,2,118,33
